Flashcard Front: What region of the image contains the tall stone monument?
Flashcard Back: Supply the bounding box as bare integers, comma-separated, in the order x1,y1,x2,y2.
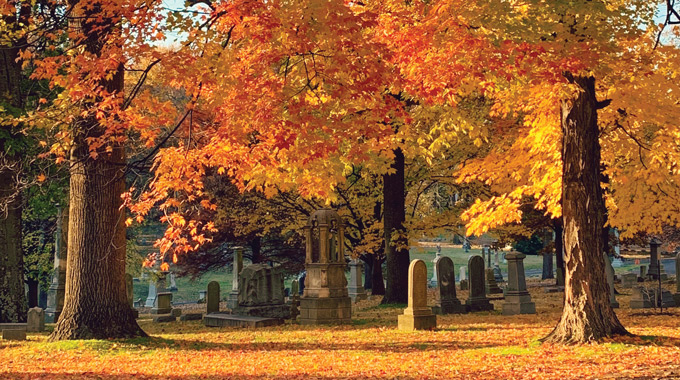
465,256,493,311
502,252,535,315
348,259,368,302
398,259,437,330
45,206,68,323
648,238,667,280
604,253,619,308
299,209,351,324
433,257,466,314
227,247,244,309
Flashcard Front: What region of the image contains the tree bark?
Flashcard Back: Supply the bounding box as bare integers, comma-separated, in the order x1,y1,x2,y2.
370,254,385,295
543,75,628,344
50,1,145,340
381,148,409,304
554,220,565,286
0,1,29,324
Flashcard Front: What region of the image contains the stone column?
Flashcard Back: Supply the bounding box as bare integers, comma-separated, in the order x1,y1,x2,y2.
604,253,619,308
348,259,367,302
227,247,243,309
648,238,662,280
398,260,436,330
502,252,535,315
45,205,68,323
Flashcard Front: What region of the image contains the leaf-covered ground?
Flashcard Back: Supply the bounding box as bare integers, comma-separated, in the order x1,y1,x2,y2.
3,281,680,379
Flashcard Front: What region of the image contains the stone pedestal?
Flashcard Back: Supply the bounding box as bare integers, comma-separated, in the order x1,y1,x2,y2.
398,260,437,330
485,268,503,294
46,206,68,323
151,292,172,315
466,256,493,311
227,247,243,310
604,254,619,308
502,252,535,315
299,209,352,325
348,259,368,302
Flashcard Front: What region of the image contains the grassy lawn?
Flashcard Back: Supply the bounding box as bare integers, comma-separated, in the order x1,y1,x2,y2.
4,281,680,379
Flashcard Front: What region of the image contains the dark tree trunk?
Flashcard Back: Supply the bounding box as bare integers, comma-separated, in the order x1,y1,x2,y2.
362,256,372,290
0,1,29,324
249,236,262,263
27,279,39,308
554,220,565,286
542,252,554,280
50,1,145,340
543,75,628,344
371,254,385,295
381,148,409,304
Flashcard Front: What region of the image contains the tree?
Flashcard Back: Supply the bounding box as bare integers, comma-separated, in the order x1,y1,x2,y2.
45,0,148,340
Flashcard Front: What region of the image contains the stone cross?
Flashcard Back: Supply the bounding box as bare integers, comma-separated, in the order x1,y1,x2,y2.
465,255,493,311
398,259,437,330
501,252,535,315
227,247,244,309
348,259,367,302
207,281,220,314
27,307,45,332
604,253,619,308
433,257,466,314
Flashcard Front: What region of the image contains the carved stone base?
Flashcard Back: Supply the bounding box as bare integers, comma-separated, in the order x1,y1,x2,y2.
502,291,536,315
433,300,467,315
466,297,494,312
398,314,436,331
299,296,351,325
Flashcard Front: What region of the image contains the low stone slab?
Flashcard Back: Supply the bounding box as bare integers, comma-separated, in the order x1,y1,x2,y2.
0,323,27,331
152,314,177,323
544,286,564,293
2,329,27,341
203,313,284,328
180,313,203,321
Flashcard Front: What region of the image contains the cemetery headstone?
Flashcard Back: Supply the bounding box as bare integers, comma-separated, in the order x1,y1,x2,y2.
198,290,207,303
2,329,26,341
639,265,647,281
207,281,220,314
621,273,637,288
430,251,442,287
299,209,351,324
433,257,467,314
648,238,667,280
145,272,167,308
26,307,45,332
234,263,290,318
466,256,493,311
676,252,680,293
485,268,503,294
168,273,178,292
459,279,469,290
630,286,653,309
398,259,437,330
604,253,619,308
227,247,244,309
493,264,503,283
151,292,172,315
348,259,368,302
46,206,68,323
459,266,467,282
502,252,536,315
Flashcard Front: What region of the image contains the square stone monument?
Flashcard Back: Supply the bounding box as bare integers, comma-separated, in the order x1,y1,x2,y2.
299,209,351,324
502,252,535,315
466,256,494,311
348,259,368,302
233,264,290,318
227,247,244,309
432,257,467,314
398,259,437,330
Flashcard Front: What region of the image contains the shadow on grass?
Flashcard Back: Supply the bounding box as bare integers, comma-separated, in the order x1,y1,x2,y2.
612,334,680,347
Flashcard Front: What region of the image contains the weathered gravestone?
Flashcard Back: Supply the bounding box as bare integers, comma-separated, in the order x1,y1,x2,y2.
206,281,220,314
493,264,503,283
151,292,172,315
502,252,535,315
227,247,244,309
27,307,45,332
621,273,637,288
145,272,167,307
398,259,437,330
466,256,493,311
2,329,26,341
485,268,503,294
639,265,647,280
459,266,468,290
234,264,290,318
290,279,300,320
648,238,667,280
299,209,351,325
348,259,368,302
432,257,466,314
604,253,619,308
631,286,676,309
430,251,442,287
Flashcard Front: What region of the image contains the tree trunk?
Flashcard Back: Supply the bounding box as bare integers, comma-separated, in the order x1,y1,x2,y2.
543,75,628,344
381,148,409,304
362,256,372,290
0,2,29,324
50,1,145,340
554,220,565,286
371,254,385,296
